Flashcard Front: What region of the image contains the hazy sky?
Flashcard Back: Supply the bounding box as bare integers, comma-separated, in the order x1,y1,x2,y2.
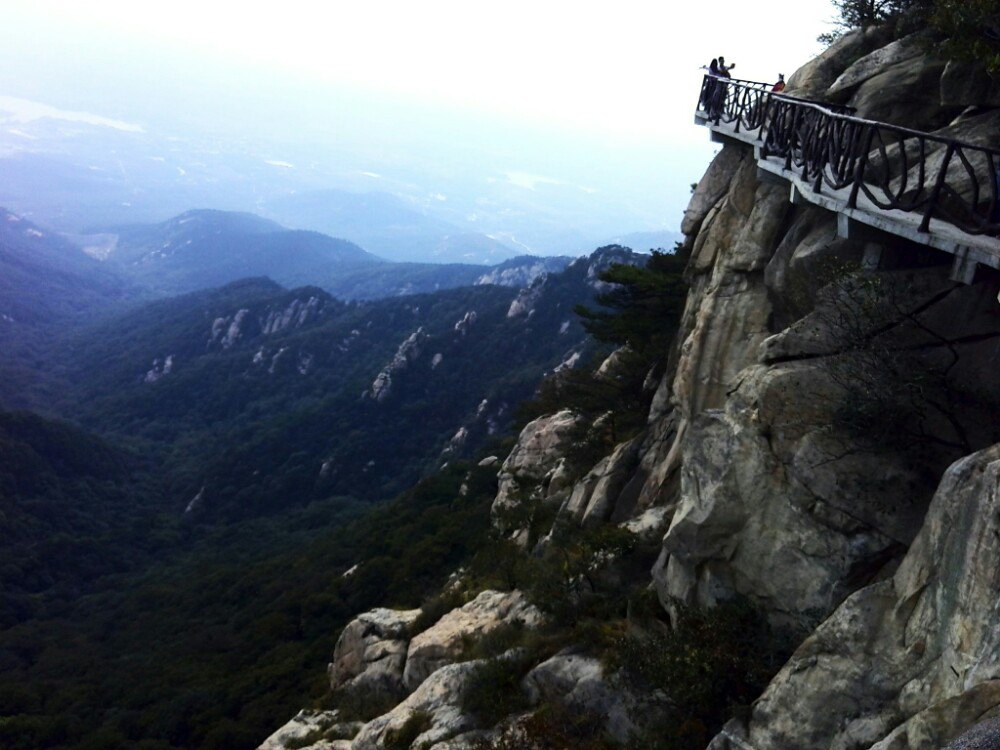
0,1,837,250
5,0,833,143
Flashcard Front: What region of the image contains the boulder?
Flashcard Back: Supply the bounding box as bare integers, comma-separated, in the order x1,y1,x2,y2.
523,652,637,742
827,34,926,99
940,60,1000,109
403,590,542,691
328,608,421,700
559,437,642,525
786,26,893,99
350,661,482,750
493,410,581,515
848,57,958,130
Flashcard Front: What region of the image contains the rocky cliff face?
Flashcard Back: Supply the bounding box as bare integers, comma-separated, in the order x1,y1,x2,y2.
262,32,1000,750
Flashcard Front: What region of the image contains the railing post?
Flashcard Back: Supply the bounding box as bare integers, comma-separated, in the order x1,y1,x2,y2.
759,93,771,156
813,114,827,194
919,143,955,233
848,126,875,210
784,106,797,171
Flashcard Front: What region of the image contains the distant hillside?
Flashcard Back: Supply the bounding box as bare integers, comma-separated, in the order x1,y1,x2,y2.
50,247,641,520
262,189,516,264
603,229,683,251
0,208,131,327
104,209,383,295
0,208,136,408
324,254,573,300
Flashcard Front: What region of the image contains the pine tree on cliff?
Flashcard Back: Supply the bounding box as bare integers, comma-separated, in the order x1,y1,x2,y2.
573,248,688,366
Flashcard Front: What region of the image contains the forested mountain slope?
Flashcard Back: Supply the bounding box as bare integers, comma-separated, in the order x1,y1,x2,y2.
43,248,637,520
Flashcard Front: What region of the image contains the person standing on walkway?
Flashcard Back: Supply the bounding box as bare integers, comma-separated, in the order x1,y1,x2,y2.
772,74,786,92
712,57,733,118
702,58,720,112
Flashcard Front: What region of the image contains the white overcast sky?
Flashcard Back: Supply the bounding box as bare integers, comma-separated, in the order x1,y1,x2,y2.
5,0,834,143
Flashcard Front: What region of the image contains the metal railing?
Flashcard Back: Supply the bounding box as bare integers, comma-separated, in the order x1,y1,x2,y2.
697,74,1000,238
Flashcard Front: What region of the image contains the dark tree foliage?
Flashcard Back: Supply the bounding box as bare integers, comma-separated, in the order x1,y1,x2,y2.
821,0,1000,73
0,462,498,750
609,600,787,750
930,0,1000,73
573,249,689,363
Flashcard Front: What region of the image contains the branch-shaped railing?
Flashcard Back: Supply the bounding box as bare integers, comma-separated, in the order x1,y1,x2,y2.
697,74,1000,239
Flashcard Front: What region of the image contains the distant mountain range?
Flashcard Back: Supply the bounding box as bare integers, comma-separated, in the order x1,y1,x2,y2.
102,209,382,295
77,208,574,299
323,254,573,300
0,209,139,404
261,189,516,264
604,229,683,252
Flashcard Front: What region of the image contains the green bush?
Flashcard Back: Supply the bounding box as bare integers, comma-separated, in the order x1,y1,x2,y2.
519,522,643,626
409,588,469,637
471,703,619,750
330,682,405,723
461,656,532,727
608,598,787,747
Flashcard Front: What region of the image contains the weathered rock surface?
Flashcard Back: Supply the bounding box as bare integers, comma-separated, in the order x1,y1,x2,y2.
940,60,1000,109
328,608,421,699
786,26,892,99
827,34,926,98
682,145,749,236
849,57,956,129
258,709,359,750
403,590,542,691
741,444,1000,750
672,150,789,418
656,360,927,634
941,716,1000,750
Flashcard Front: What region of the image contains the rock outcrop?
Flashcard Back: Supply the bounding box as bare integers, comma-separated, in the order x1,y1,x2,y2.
368,328,428,402
260,709,361,750
523,653,638,742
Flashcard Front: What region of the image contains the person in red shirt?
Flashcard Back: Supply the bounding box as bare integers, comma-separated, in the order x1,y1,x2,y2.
772,74,786,93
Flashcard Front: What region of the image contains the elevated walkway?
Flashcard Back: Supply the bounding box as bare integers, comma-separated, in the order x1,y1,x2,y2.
694,76,1000,283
